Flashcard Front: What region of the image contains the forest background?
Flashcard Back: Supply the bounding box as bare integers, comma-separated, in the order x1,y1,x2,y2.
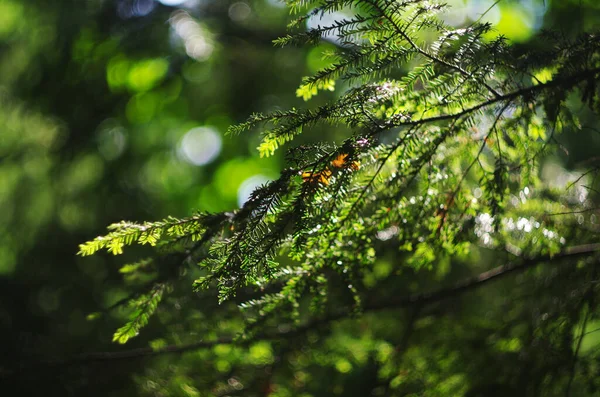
2,0,600,396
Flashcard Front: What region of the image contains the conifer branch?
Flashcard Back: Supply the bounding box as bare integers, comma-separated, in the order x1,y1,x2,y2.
70,5,600,392
361,0,502,98
384,66,600,131
8,243,598,373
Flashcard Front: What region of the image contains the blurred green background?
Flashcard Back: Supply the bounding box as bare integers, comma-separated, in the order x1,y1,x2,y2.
2,0,600,396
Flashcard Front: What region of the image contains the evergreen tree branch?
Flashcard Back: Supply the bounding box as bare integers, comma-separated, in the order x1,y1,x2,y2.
384,66,600,131
361,0,502,98
7,243,598,373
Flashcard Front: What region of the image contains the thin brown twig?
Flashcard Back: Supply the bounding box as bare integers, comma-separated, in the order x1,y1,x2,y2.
545,207,600,217
565,279,595,397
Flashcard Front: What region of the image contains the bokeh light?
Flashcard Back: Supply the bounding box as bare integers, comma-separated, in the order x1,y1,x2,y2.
229,2,252,22
266,0,286,8
237,174,272,207
158,0,188,6
170,9,214,61
178,126,222,166
307,10,348,45
96,119,128,161
468,0,501,24
440,0,469,26
440,0,549,42
117,0,156,19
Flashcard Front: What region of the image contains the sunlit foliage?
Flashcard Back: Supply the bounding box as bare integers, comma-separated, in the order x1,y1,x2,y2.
7,0,600,396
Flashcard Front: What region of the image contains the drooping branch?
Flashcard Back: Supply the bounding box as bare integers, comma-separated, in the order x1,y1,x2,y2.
6,243,598,375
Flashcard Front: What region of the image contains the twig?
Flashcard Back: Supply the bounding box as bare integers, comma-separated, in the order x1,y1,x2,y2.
545,207,600,217
565,265,597,397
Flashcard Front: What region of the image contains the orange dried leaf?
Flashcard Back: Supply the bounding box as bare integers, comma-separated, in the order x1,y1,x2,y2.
331,153,349,168
302,168,332,185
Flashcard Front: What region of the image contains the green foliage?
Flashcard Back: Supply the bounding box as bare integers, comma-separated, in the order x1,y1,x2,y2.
113,283,166,344
78,213,229,256
70,0,600,395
